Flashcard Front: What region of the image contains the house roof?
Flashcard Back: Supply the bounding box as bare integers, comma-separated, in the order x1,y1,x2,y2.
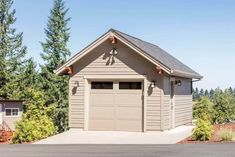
55,28,203,79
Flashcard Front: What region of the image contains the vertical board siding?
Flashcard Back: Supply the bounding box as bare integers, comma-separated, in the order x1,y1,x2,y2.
69,40,162,131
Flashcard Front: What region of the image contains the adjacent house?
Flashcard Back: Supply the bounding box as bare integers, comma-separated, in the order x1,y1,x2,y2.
0,100,23,130
55,29,202,132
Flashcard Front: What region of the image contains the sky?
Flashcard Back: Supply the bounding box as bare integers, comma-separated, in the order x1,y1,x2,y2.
12,0,235,90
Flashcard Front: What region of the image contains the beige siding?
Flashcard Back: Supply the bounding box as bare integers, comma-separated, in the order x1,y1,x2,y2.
174,78,192,127
1,102,23,130
69,40,162,131
69,76,84,128
161,77,172,130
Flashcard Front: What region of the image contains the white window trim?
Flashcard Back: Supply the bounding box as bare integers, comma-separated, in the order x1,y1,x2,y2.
5,108,19,117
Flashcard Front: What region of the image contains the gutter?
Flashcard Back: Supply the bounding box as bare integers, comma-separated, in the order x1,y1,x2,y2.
192,78,202,82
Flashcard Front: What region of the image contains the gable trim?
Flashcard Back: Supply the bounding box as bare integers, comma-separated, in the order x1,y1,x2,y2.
54,30,111,75
54,30,171,75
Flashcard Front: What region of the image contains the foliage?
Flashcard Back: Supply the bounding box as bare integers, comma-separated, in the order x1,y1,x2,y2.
193,96,214,122
12,89,56,143
192,88,200,101
12,115,55,143
193,87,235,125
0,0,27,99
219,128,234,141
8,58,39,100
212,88,235,124
192,119,213,141
39,0,71,133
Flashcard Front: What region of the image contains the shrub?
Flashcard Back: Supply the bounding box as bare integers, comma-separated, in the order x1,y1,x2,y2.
213,88,235,124
219,129,234,141
12,115,56,143
12,88,56,143
192,119,213,141
193,96,214,122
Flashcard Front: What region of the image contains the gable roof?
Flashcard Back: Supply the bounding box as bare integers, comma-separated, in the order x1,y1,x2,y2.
55,29,202,79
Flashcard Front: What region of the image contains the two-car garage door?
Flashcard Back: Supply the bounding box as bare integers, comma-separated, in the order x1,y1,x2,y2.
89,81,143,132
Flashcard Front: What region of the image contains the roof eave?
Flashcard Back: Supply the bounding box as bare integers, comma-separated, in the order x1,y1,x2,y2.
171,69,203,79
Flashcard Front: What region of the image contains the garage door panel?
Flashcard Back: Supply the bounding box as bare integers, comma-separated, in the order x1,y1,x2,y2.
116,107,142,120
89,106,115,119
115,93,142,105
90,93,114,105
115,93,142,107
89,119,115,131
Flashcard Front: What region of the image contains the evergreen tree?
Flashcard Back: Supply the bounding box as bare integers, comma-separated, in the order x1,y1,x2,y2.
204,89,209,97
233,88,235,97
40,0,70,132
192,87,199,101
228,87,233,94
0,0,27,99
209,89,215,100
10,58,38,100
199,88,205,97
213,88,235,123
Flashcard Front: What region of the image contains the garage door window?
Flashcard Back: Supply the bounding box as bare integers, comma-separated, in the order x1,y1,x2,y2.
91,82,113,89
119,82,142,89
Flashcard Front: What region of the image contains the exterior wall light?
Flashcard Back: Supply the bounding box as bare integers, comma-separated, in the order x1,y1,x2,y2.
175,80,182,86
151,81,156,88
74,81,79,88
109,47,117,55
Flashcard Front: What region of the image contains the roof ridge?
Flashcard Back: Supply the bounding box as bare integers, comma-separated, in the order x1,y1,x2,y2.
111,29,161,48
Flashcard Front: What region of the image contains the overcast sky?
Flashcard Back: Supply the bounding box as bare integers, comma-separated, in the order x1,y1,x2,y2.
13,0,235,90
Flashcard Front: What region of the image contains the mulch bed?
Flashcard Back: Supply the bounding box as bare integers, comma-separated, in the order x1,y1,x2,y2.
179,124,235,144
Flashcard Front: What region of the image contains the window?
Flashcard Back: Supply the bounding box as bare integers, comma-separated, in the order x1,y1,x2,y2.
119,82,142,89
5,108,19,117
91,82,113,89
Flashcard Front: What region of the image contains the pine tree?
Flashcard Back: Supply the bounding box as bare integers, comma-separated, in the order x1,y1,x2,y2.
10,58,38,100
209,89,215,100
204,89,209,97
40,0,70,132
228,87,233,94
193,87,200,101
199,88,205,97
0,0,27,99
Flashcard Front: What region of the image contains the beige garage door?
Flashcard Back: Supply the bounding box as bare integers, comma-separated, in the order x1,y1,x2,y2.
89,81,143,132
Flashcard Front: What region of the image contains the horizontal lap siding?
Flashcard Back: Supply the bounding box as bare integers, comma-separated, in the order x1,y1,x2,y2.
161,95,171,130
174,95,192,126
69,41,162,130
174,78,192,127
161,77,172,130
146,83,161,131
69,76,84,128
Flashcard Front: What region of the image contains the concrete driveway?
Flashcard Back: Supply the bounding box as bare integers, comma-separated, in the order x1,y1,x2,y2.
34,125,194,144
